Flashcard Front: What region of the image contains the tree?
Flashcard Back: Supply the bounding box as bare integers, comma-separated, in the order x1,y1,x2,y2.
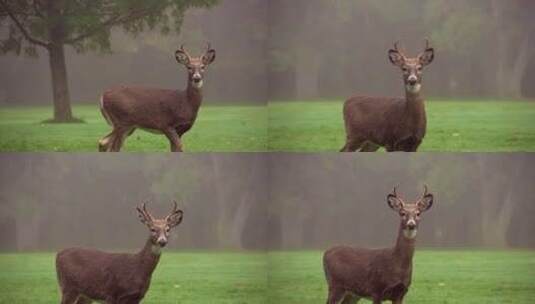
0,0,217,122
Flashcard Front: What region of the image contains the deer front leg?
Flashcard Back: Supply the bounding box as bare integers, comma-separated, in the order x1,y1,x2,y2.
163,128,183,152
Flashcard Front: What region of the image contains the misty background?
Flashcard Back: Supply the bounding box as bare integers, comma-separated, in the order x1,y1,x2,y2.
0,0,268,105
268,0,535,100
0,154,267,251
1,154,534,252
269,154,535,250
3,0,535,107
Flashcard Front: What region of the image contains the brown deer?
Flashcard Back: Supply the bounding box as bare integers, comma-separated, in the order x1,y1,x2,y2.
341,40,435,152
323,186,434,304
98,44,216,152
56,201,184,304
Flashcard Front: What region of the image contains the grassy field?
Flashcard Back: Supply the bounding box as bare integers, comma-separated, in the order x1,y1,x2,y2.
268,99,535,151
0,104,266,152
268,250,535,304
0,251,266,304
1,250,533,303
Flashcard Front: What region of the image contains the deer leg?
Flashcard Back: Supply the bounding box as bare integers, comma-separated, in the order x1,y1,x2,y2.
359,142,380,152
109,127,133,152
341,294,360,304
59,291,78,304
98,130,115,152
163,128,183,152
326,287,345,304
340,137,364,152
75,296,92,304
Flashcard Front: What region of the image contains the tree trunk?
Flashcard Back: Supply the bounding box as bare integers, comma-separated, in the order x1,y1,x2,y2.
48,42,73,121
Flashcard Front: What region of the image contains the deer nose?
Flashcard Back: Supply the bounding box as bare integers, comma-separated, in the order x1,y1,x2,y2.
407,75,417,85
158,239,167,247
407,220,416,230
192,74,202,82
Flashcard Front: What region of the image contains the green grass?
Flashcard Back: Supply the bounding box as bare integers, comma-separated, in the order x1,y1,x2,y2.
0,104,266,152
268,249,535,304
0,251,267,304
268,100,535,151
1,250,533,303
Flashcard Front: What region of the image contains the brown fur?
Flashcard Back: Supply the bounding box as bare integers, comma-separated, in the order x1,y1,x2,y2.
98,44,215,152
341,40,434,152
323,187,434,304
56,202,183,304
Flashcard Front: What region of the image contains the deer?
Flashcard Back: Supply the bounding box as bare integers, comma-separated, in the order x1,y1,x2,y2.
323,186,434,304
56,201,184,304
341,40,435,152
98,44,216,152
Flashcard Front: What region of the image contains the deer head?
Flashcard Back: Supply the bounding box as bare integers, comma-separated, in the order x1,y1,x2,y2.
388,39,434,94
387,186,433,239
175,43,216,89
136,201,184,248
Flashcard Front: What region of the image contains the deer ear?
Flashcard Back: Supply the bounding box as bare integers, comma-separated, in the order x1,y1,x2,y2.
202,49,216,65
387,194,404,211
175,50,190,65
417,194,434,211
167,210,184,228
388,49,404,67
418,48,434,66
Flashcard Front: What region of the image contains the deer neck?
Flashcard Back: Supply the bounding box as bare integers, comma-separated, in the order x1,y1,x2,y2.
404,89,426,133
186,82,203,111
393,222,416,266
136,237,162,277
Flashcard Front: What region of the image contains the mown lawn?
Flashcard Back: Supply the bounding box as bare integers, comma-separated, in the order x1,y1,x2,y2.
1,250,533,303
268,99,535,152
0,104,267,152
0,251,266,304
268,249,535,304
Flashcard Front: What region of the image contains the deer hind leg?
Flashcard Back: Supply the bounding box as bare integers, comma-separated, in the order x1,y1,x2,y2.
59,291,79,304
163,128,183,152
326,287,346,304
341,294,360,304
109,126,134,152
340,136,365,152
98,130,115,152
359,141,380,152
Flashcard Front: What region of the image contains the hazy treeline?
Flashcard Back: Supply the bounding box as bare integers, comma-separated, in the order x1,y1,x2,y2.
269,0,535,100
0,0,267,105
2,0,534,105
0,154,267,251
269,154,535,250
1,154,534,252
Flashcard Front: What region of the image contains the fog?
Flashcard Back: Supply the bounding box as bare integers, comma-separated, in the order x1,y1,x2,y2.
0,0,268,105
3,0,534,106
1,154,534,252
0,154,267,251
268,0,535,100
268,153,535,249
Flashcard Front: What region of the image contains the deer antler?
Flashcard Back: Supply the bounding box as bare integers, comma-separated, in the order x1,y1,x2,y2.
422,184,428,197
392,186,398,197
393,40,406,55
137,201,154,223
423,38,431,50
205,42,212,52
179,44,192,59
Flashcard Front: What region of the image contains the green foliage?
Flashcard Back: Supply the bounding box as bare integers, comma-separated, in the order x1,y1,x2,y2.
0,251,267,304
0,104,266,152
269,250,535,304
0,0,218,56
268,100,535,152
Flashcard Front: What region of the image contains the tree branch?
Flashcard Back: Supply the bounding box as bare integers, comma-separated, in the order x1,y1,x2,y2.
0,0,49,48
65,5,163,44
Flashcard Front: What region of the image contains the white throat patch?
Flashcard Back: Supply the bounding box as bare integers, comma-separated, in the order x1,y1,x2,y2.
192,80,203,89
151,244,162,255
406,83,421,94
403,229,418,239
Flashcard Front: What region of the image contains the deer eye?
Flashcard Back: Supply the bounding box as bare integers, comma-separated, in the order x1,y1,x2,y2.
400,211,406,216
402,67,408,72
